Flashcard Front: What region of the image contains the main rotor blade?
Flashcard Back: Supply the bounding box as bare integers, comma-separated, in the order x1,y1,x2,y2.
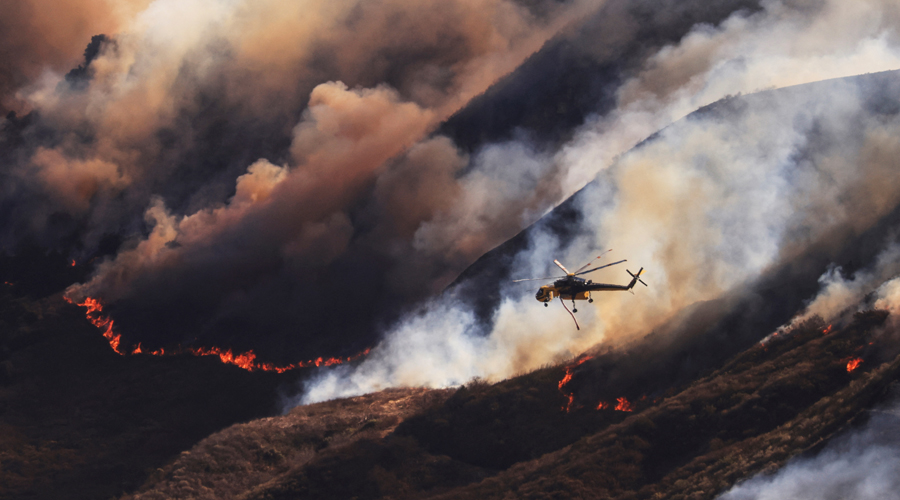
511,276,564,283
575,259,626,276
573,249,613,274
554,259,571,275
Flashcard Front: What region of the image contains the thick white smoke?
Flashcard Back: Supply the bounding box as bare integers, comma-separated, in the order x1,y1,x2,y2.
718,397,900,500
771,243,900,337
296,0,900,404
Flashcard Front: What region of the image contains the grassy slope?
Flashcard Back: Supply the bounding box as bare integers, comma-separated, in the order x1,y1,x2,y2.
434,312,898,499
124,388,460,500
224,311,898,500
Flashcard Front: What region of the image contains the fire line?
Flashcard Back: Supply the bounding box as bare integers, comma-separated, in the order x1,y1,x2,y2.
66,296,370,372
558,355,593,412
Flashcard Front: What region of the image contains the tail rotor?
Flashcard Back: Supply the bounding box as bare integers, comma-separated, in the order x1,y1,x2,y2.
627,268,647,288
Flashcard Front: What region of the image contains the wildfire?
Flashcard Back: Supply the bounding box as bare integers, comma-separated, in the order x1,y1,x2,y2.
69,296,124,355
846,357,863,373
615,397,633,412
823,324,833,335
558,356,593,412
66,295,370,372
596,397,635,412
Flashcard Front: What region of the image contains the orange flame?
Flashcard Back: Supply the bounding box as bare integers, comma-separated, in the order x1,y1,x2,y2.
615,397,633,412
596,401,609,410
846,357,863,373
67,295,370,372
558,356,594,412
66,296,124,355
70,259,76,267
823,324,833,335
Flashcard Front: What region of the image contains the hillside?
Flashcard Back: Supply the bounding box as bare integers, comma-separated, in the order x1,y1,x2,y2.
0,263,301,500
118,310,900,499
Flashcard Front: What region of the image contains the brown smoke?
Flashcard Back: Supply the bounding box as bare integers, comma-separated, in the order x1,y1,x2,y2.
0,0,151,114
18,0,596,359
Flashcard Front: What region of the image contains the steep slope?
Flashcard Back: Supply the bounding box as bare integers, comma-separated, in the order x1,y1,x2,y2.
145,308,899,499
450,68,900,332
433,312,899,499
121,388,457,500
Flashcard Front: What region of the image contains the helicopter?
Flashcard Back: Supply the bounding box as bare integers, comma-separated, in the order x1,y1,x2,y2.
513,251,646,329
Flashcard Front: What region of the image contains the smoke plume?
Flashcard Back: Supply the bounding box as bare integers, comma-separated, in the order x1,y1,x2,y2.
296,0,900,403
1,0,595,358
5,0,900,396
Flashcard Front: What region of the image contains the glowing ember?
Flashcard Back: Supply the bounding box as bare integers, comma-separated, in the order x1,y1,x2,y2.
615,397,633,412
70,259,76,267
67,295,370,372
846,357,863,373
596,401,609,410
823,324,833,335
558,356,594,412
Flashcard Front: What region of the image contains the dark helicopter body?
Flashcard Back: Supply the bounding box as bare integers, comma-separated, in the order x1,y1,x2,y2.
514,254,646,328
534,271,643,304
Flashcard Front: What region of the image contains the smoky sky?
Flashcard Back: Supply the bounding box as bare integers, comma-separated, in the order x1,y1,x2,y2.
4,0,900,370
1,0,787,362
3,0,591,360
297,68,900,403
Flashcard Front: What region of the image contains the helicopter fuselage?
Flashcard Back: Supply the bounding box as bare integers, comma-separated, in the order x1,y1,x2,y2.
535,276,588,302
534,274,638,303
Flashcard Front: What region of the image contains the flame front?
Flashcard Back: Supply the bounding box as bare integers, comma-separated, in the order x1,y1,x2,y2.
68,296,124,355
67,296,370,372
615,397,633,412
846,357,863,372
558,356,593,412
